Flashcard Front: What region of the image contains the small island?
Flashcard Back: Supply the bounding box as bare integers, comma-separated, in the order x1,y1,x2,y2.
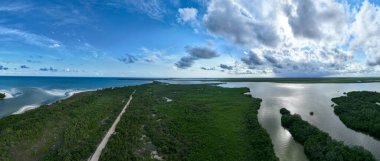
0,93,5,99
280,108,375,161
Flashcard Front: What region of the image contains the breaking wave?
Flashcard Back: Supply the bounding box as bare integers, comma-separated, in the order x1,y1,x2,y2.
0,88,23,99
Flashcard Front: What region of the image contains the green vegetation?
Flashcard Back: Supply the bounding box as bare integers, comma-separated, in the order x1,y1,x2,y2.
280,108,375,161
332,91,380,139
0,82,277,161
0,93,5,99
211,77,380,83
0,87,134,161
100,82,278,161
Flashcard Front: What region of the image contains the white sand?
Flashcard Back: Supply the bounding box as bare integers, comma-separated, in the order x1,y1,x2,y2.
44,89,95,97
11,89,95,115
13,105,40,114
151,150,163,160
163,97,172,102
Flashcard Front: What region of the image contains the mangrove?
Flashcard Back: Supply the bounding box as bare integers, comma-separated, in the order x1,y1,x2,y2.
280,108,375,161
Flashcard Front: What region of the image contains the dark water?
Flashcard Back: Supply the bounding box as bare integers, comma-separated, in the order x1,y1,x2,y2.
0,76,150,117
221,82,380,161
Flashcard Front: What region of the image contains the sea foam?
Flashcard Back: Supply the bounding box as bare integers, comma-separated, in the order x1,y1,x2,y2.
44,89,94,97
0,88,22,99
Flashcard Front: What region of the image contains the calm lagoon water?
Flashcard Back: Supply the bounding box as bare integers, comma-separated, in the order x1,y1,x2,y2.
221,82,380,161
0,76,150,117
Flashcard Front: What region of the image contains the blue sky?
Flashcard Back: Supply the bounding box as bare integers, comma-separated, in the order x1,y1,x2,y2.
1,0,380,77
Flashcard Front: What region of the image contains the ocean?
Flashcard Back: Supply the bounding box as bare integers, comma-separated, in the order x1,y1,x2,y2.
0,76,151,118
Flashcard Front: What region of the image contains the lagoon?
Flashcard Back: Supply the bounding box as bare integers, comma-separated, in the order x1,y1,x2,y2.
221,82,380,161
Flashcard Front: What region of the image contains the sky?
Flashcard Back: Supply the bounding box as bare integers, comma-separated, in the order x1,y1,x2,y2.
0,0,380,77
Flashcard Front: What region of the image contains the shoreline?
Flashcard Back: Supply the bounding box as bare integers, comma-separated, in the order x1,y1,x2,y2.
12,105,40,115
11,89,97,115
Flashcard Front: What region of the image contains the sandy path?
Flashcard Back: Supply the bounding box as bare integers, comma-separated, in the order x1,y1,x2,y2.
88,90,136,161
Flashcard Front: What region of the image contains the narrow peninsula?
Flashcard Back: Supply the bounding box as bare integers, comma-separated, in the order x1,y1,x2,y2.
280,108,375,161
0,82,278,161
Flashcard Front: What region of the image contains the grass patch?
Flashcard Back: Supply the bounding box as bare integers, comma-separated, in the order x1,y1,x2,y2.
280,108,375,161
100,82,278,161
332,91,380,139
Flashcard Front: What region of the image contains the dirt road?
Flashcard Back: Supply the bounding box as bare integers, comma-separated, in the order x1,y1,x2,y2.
88,90,136,161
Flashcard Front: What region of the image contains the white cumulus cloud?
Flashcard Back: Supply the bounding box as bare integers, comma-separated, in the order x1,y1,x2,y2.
178,8,198,23
350,0,380,66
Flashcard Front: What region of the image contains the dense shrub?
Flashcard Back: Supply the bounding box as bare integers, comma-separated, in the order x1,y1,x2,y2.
0,93,5,99
100,83,278,161
332,91,380,139
0,87,135,161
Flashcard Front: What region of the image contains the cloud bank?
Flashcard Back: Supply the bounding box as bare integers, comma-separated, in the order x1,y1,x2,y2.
199,0,380,76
